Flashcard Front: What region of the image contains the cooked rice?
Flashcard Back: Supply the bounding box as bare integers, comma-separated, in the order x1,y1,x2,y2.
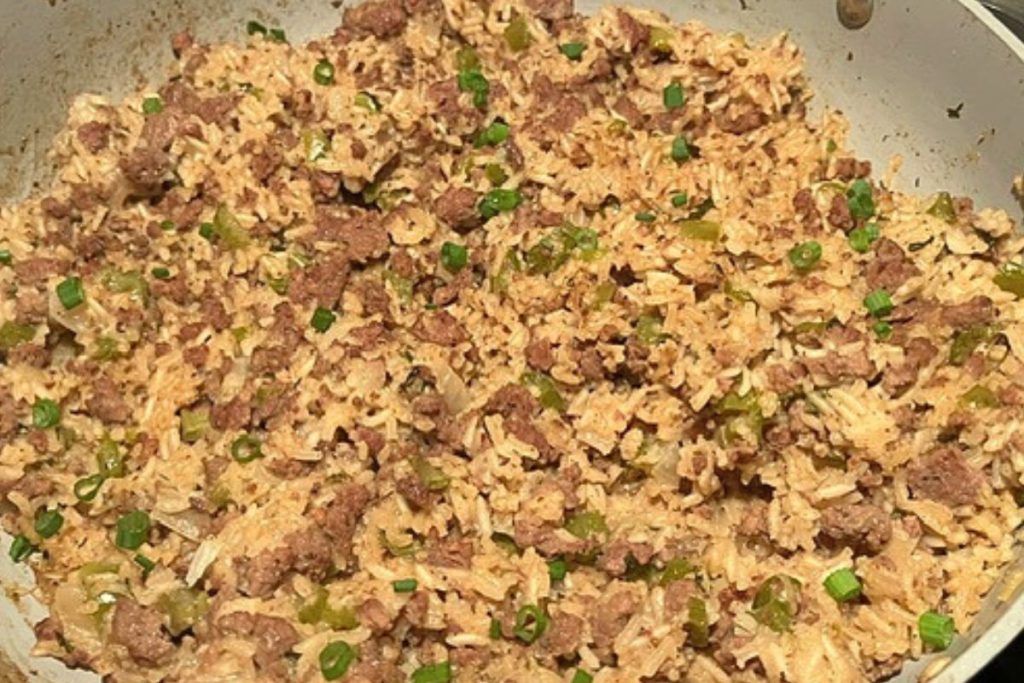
1,1,1023,682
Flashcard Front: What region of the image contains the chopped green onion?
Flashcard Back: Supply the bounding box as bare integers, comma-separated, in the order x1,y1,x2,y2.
918,611,955,650
310,306,337,333
115,510,151,550
788,241,822,273
678,219,721,242
32,398,61,429
564,510,609,541
670,136,691,162
826,139,838,154
488,618,502,639
211,205,249,249
230,434,263,463
142,97,164,115
411,662,452,683
491,532,520,556
685,596,710,647
659,557,697,585
548,557,568,581
159,219,176,231
490,248,522,295
649,26,674,53
571,670,594,683
663,81,685,110
0,322,36,350
354,91,380,112
513,604,548,644
671,193,689,208
848,223,880,253
56,276,85,310
440,242,468,273
313,59,335,86
97,437,125,478
823,568,862,602
522,371,566,412
524,241,559,277
949,325,995,366
715,390,761,416
158,587,210,636
559,42,586,60
411,456,450,492
872,321,892,340
268,277,290,295
752,574,801,633
246,22,286,41
863,289,893,318
478,188,521,219
476,120,510,147
457,69,490,109
484,163,508,186
960,384,1000,409
687,197,715,220
384,270,414,305
298,586,359,628
994,262,1024,298
9,535,34,563
607,119,628,136
455,46,480,72
926,192,956,223
151,267,171,280
635,212,657,223
74,474,105,502
180,407,211,443
319,641,357,681
0,249,12,266
302,129,331,162
34,508,64,539
561,225,600,261
393,578,418,593
93,336,122,361
134,553,156,577
504,15,531,52
198,222,215,241
846,179,876,220
723,280,753,303
636,313,667,345
102,268,149,304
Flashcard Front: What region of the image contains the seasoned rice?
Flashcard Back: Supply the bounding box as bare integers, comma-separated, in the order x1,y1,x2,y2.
1,1,1023,682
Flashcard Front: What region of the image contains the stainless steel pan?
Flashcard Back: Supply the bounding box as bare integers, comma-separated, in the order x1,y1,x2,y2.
1,0,1023,680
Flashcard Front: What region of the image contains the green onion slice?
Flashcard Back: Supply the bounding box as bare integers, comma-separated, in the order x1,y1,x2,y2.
34,508,64,539
918,611,956,650
230,434,263,463
56,276,85,310
313,59,335,86
411,662,452,683
32,398,61,429
115,510,151,550
559,42,586,60
863,289,893,318
319,641,357,681
823,568,862,602
513,604,548,644
74,474,106,502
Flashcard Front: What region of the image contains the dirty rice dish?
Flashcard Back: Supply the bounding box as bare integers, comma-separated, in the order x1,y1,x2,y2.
2,1,1023,682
